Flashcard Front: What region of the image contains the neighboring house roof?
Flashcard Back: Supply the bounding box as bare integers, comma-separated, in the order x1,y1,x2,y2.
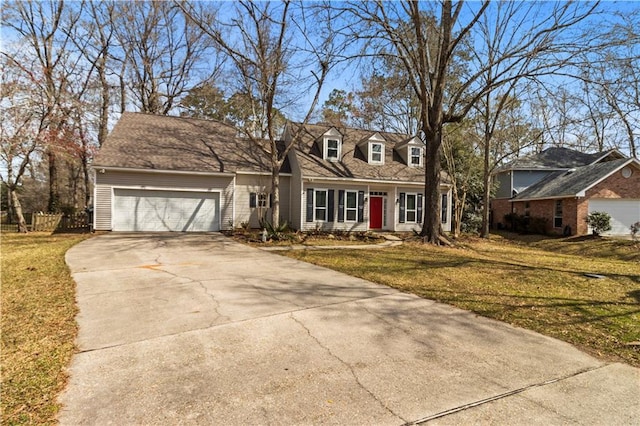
496,147,623,172
94,112,279,174
288,122,450,184
512,158,636,201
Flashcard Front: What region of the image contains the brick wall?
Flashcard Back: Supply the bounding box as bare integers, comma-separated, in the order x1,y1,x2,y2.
491,198,513,229
586,163,640,199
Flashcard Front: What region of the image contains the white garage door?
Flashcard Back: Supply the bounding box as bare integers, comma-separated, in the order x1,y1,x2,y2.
588,199,640,236
113,189,220,232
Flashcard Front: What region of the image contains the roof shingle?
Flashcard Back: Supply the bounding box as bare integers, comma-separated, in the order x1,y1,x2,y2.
94,112,273,174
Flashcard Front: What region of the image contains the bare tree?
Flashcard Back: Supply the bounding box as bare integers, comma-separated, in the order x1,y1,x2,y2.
113,1,219,115
179,0,336,227
337,1,597,243
0,55,41,232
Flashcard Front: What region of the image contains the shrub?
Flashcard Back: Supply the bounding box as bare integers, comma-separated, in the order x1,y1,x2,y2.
586,211,612,236
630,221,640,242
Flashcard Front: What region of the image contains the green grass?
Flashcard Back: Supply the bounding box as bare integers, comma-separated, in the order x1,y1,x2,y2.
280,234,640,367
1,232,92,425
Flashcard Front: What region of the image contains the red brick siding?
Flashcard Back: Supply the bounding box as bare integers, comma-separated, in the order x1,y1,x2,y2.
586,164,640,199
491,198,513,229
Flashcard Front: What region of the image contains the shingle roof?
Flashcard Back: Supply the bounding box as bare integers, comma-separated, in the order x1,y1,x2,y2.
512,158,632,200
289,122,450,184
94,112,275,174
497,147,615,171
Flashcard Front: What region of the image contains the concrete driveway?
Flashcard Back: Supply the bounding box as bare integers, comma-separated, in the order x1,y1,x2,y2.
59,233,639,425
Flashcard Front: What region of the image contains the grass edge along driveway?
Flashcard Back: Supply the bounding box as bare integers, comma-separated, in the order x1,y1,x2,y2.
280,235,640,368
1,232,92,426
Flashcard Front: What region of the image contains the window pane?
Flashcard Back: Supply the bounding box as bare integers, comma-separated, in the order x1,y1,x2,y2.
406,194,416,210
346,210,357,221
316,191,326,207
346,192,357,208
372,144,382,153
372,152,382,162
328,140,338,149
315,209,326,221
407,211,416,222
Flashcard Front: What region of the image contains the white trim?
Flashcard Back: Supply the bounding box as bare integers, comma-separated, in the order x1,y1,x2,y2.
510,195,578,202
579,158,637,195
304,176,450,187
369,141,385,165
323,137,341,161
236,170,293,177
93,166,234,177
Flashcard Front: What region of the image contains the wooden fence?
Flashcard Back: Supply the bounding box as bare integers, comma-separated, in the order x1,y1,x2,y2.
1,212,90,232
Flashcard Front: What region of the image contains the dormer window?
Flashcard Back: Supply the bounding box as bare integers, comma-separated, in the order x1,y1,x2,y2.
370,142,384,164
326,139,340,160
410,147,422,167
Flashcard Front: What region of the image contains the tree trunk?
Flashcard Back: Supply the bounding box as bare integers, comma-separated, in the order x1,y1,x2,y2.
480,132,491,238
421,128,442,243
10,188,28,233
47,148,60,213
270,159,281,228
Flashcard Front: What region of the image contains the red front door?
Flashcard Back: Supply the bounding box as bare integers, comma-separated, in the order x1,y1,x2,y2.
369,196,383,229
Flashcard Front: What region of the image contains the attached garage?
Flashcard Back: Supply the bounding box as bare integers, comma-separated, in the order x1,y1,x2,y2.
113,189,220,232
588,199,640,236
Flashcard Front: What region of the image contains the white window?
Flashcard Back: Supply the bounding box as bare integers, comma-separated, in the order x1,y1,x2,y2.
315,189,328,221
406,193,417,222
258,193,269,208
326,139,340,160
370,142,384,164
410,147,422,166
345,190,358,221
554,200,562,228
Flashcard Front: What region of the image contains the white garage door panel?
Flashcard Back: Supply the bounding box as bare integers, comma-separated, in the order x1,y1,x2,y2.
113,189,220,232
588,199,640,236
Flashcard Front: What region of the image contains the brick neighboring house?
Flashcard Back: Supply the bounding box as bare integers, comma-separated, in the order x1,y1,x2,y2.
491,147,640,236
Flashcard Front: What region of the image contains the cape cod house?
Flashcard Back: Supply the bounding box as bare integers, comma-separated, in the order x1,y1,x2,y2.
92,113,452,233
491,147,640,236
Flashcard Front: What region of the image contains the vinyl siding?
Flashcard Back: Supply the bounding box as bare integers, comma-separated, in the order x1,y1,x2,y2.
94,170,234,231
234,174,291,228
301,181,369,232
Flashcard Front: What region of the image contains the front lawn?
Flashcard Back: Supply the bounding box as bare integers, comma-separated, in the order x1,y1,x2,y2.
280,234,640,367
1,232,92,425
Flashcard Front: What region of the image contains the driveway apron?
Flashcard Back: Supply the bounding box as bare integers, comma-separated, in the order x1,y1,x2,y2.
58,233,639,425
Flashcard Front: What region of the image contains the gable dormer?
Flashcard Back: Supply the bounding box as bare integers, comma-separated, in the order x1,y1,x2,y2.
395,137,424,167
320,127,343,161
357,132,386,165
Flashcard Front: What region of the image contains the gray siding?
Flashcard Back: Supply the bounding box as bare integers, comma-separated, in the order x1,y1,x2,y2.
234,174,291,228
94,170,234,231
495,172,512,198
513,170,554,194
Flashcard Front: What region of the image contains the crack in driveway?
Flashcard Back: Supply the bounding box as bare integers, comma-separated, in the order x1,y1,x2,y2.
289,313,409,424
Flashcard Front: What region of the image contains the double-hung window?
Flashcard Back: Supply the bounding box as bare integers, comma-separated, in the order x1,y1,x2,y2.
399,192,423,224
345,191,358,221
326,139,340,160
315,190,328,221
554,200,563,228
370,143,383,164
406,194,417,222
410,147,422,166
249,192,270,208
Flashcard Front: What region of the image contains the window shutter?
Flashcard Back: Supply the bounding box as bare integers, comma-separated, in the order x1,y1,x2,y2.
269,193,273,208
338,190,345,222
327,190,335,222
417,193,423,223
357,191,365,223
306,189,314,222
250,193,257,208
399,192,406,223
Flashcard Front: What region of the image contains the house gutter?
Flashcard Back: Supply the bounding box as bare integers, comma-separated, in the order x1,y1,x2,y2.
509,194,580,202
92,166,235,177
304,176,452,188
